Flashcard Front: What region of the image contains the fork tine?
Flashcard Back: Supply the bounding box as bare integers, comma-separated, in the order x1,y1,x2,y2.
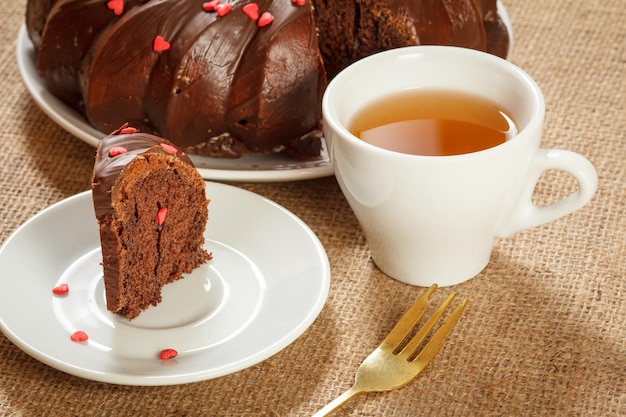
399,292,457,357
381,284,438,350
411,298,468,365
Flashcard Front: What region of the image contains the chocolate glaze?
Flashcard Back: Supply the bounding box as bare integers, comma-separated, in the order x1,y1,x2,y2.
30,0,325,158
384,0,485,48
92,129,193,220
25,0,59,49
36,0,144,109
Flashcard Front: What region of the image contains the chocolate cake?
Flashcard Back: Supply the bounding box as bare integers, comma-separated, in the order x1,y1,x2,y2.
92,126,211,319
26,0,509,159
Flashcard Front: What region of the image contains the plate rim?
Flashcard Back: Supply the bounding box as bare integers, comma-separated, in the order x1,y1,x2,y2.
0,181,331,385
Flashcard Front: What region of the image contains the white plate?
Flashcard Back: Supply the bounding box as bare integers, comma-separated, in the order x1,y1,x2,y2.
0,182,330,385
15,24,334,182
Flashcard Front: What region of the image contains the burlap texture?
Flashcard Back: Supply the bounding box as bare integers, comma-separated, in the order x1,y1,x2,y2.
0,0,624,416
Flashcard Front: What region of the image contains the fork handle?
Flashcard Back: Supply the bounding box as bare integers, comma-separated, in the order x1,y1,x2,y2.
312,385,364,417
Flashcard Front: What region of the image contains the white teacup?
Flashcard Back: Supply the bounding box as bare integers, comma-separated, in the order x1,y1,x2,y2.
323,46,598,287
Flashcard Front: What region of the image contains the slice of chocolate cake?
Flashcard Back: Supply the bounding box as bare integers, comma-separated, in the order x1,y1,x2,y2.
91,126,211,320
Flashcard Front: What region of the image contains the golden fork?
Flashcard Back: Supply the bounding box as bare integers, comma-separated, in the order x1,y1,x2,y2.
313,284,468,417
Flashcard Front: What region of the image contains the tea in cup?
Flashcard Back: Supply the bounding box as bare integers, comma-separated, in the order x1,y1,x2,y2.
323,46,598,287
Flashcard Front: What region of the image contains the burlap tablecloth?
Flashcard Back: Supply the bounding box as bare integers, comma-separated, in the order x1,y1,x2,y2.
1,1,624,416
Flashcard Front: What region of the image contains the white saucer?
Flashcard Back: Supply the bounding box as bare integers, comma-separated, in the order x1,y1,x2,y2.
0,182,330,385
15,24,334,182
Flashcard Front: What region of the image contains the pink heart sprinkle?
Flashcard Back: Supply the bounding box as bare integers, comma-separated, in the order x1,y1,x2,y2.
52,283,69,295
202,0,219,11
70,331,88,342
120,126,137,134
108,146,128,157
242,3,259,20
106,0,124,15
160,143,178,154
291,0,306,5
153,35,171,52
257,12,274,27
157,207,168,226
215,3,232,16
160,349,178,360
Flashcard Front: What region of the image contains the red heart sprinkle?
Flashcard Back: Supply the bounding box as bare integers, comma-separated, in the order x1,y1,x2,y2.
52,283,69,295
107,0,124,15
257,12,274,27
120,126,137,134
108,146,128,157
202,0,219,11
157,207,168,226
160,349,178,360
215,3,232,16
70,331,88,342
153,35,171,52
291,0,306,5
160,143,178,154
242,3,259,20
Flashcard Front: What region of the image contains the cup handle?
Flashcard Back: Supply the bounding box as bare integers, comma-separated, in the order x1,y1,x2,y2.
496,149,598,238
